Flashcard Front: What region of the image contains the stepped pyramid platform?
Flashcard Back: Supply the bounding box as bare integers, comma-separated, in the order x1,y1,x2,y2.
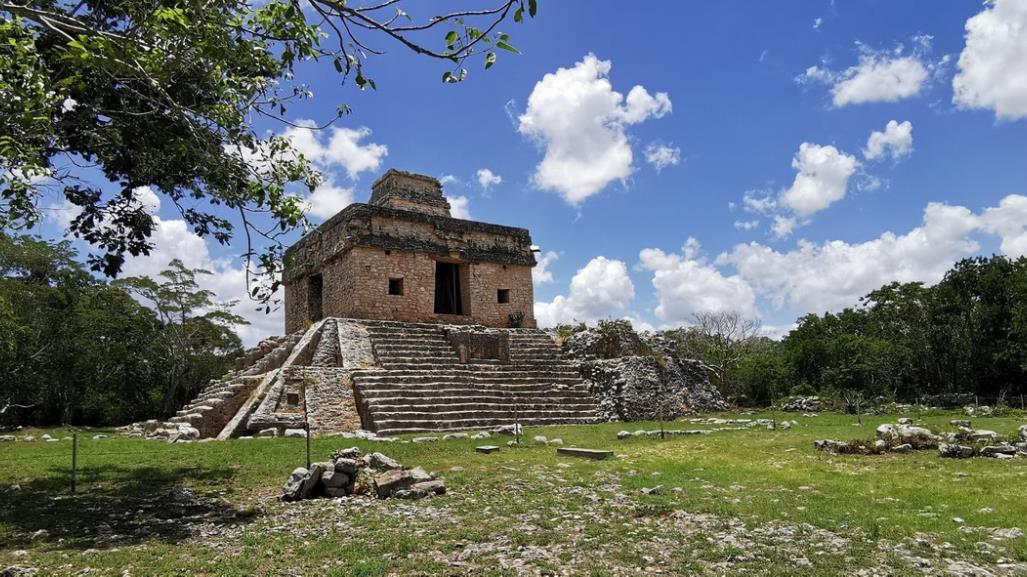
170,318,599,438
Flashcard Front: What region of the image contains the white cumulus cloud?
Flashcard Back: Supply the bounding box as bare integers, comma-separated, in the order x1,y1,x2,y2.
644,143,681,172
518,54,671,205
953,0,1027,121
720,202,983,313
864,120,914,161
446,195,471,220
476,168,502,191
980,194,1027,257
305,183,355,220
639,238,759,322
119,214,283,347
283,123,387,181
534,256,635,326
798,38,942,107
780,143,860,218
532,250,559,285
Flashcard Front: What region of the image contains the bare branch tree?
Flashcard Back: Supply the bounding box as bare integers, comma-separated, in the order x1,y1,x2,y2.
689,311,762,394
0,398,36,416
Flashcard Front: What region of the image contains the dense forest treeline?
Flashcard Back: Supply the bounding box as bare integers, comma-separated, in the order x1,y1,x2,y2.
0,234,245,426
3,232,1026,427
694,255,1027,406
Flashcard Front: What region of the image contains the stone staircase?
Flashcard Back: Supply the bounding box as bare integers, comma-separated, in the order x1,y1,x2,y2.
352,321,599,434
168,332,302,438
169,376,261,437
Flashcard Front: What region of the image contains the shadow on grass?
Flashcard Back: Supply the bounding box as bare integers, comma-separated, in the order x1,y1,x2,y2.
0,463,260,550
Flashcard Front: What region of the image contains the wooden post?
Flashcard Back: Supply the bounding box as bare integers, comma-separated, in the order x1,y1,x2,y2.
857,398,862,426
302,379,311,469
512,393,521,446
71,433,77,494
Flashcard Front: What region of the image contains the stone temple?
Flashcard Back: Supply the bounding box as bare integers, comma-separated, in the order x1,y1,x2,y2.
167,169,601,438
283,169,538,332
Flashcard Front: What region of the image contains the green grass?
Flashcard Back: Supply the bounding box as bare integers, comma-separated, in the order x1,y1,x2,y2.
1,411,1026,576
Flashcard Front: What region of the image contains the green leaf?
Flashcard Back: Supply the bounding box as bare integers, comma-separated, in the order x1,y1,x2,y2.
496,41,520,54
528,0,538,17
514,7,523,22
485,51,496,70
445,30,459,47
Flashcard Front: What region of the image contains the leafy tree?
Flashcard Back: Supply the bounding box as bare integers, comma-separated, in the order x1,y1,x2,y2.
1,0,537,303
0,233,161,423
0,233,247,426
116,259,246,414
774,255,1027,405
730,337,790,405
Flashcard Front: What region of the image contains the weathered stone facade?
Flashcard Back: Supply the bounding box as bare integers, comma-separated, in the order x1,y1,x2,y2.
283,169,536,332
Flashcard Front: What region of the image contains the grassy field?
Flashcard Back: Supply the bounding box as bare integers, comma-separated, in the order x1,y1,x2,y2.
1,411,1026,576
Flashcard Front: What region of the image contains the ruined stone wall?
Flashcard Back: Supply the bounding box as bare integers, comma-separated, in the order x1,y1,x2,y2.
284,246,534,331
466,261,535,328
284,282,310,337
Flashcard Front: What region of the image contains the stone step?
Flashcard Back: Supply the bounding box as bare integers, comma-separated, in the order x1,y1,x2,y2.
374,353,457,361
373,415,600,435
374,344,452,351
368,336,447,343
354,379,588,392
368,401,598,413
352,373,583,384
351,375,583,383
370,409,599,423
365,395,595,407
365,327,447,336
353,368,582,379
357,387,592,401
379,361,579,371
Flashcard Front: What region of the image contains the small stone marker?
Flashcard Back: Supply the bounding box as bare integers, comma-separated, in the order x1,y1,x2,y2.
475,445,500,454
556,447,613,460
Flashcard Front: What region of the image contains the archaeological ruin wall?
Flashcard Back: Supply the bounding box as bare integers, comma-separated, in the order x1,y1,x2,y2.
283,170,537,332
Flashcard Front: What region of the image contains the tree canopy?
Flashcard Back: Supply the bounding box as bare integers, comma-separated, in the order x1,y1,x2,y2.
1,0,536,303
0,233,245,425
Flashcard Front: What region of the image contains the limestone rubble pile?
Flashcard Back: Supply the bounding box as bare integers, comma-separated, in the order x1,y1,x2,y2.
816,420,1027,459
282,447,445,501
555,324,727,421
115,420,200,442
780,396,824,413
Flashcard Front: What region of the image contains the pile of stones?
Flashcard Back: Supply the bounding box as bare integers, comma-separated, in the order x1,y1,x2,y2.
815,419,1027,459
554,323,728,420
115,420,200,442
282,447,445,501
779,396,823,412
939,422,1027,459
617,429,711,439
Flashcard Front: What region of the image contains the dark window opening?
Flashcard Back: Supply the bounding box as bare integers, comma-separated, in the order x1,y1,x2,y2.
388,278,404,296
434,262,463,315
384,250,391,255
497,289,511,304
307,274,323,322
286,393,300,407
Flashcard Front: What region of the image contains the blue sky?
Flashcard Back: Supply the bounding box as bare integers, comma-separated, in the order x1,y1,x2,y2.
38,0,1027,343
